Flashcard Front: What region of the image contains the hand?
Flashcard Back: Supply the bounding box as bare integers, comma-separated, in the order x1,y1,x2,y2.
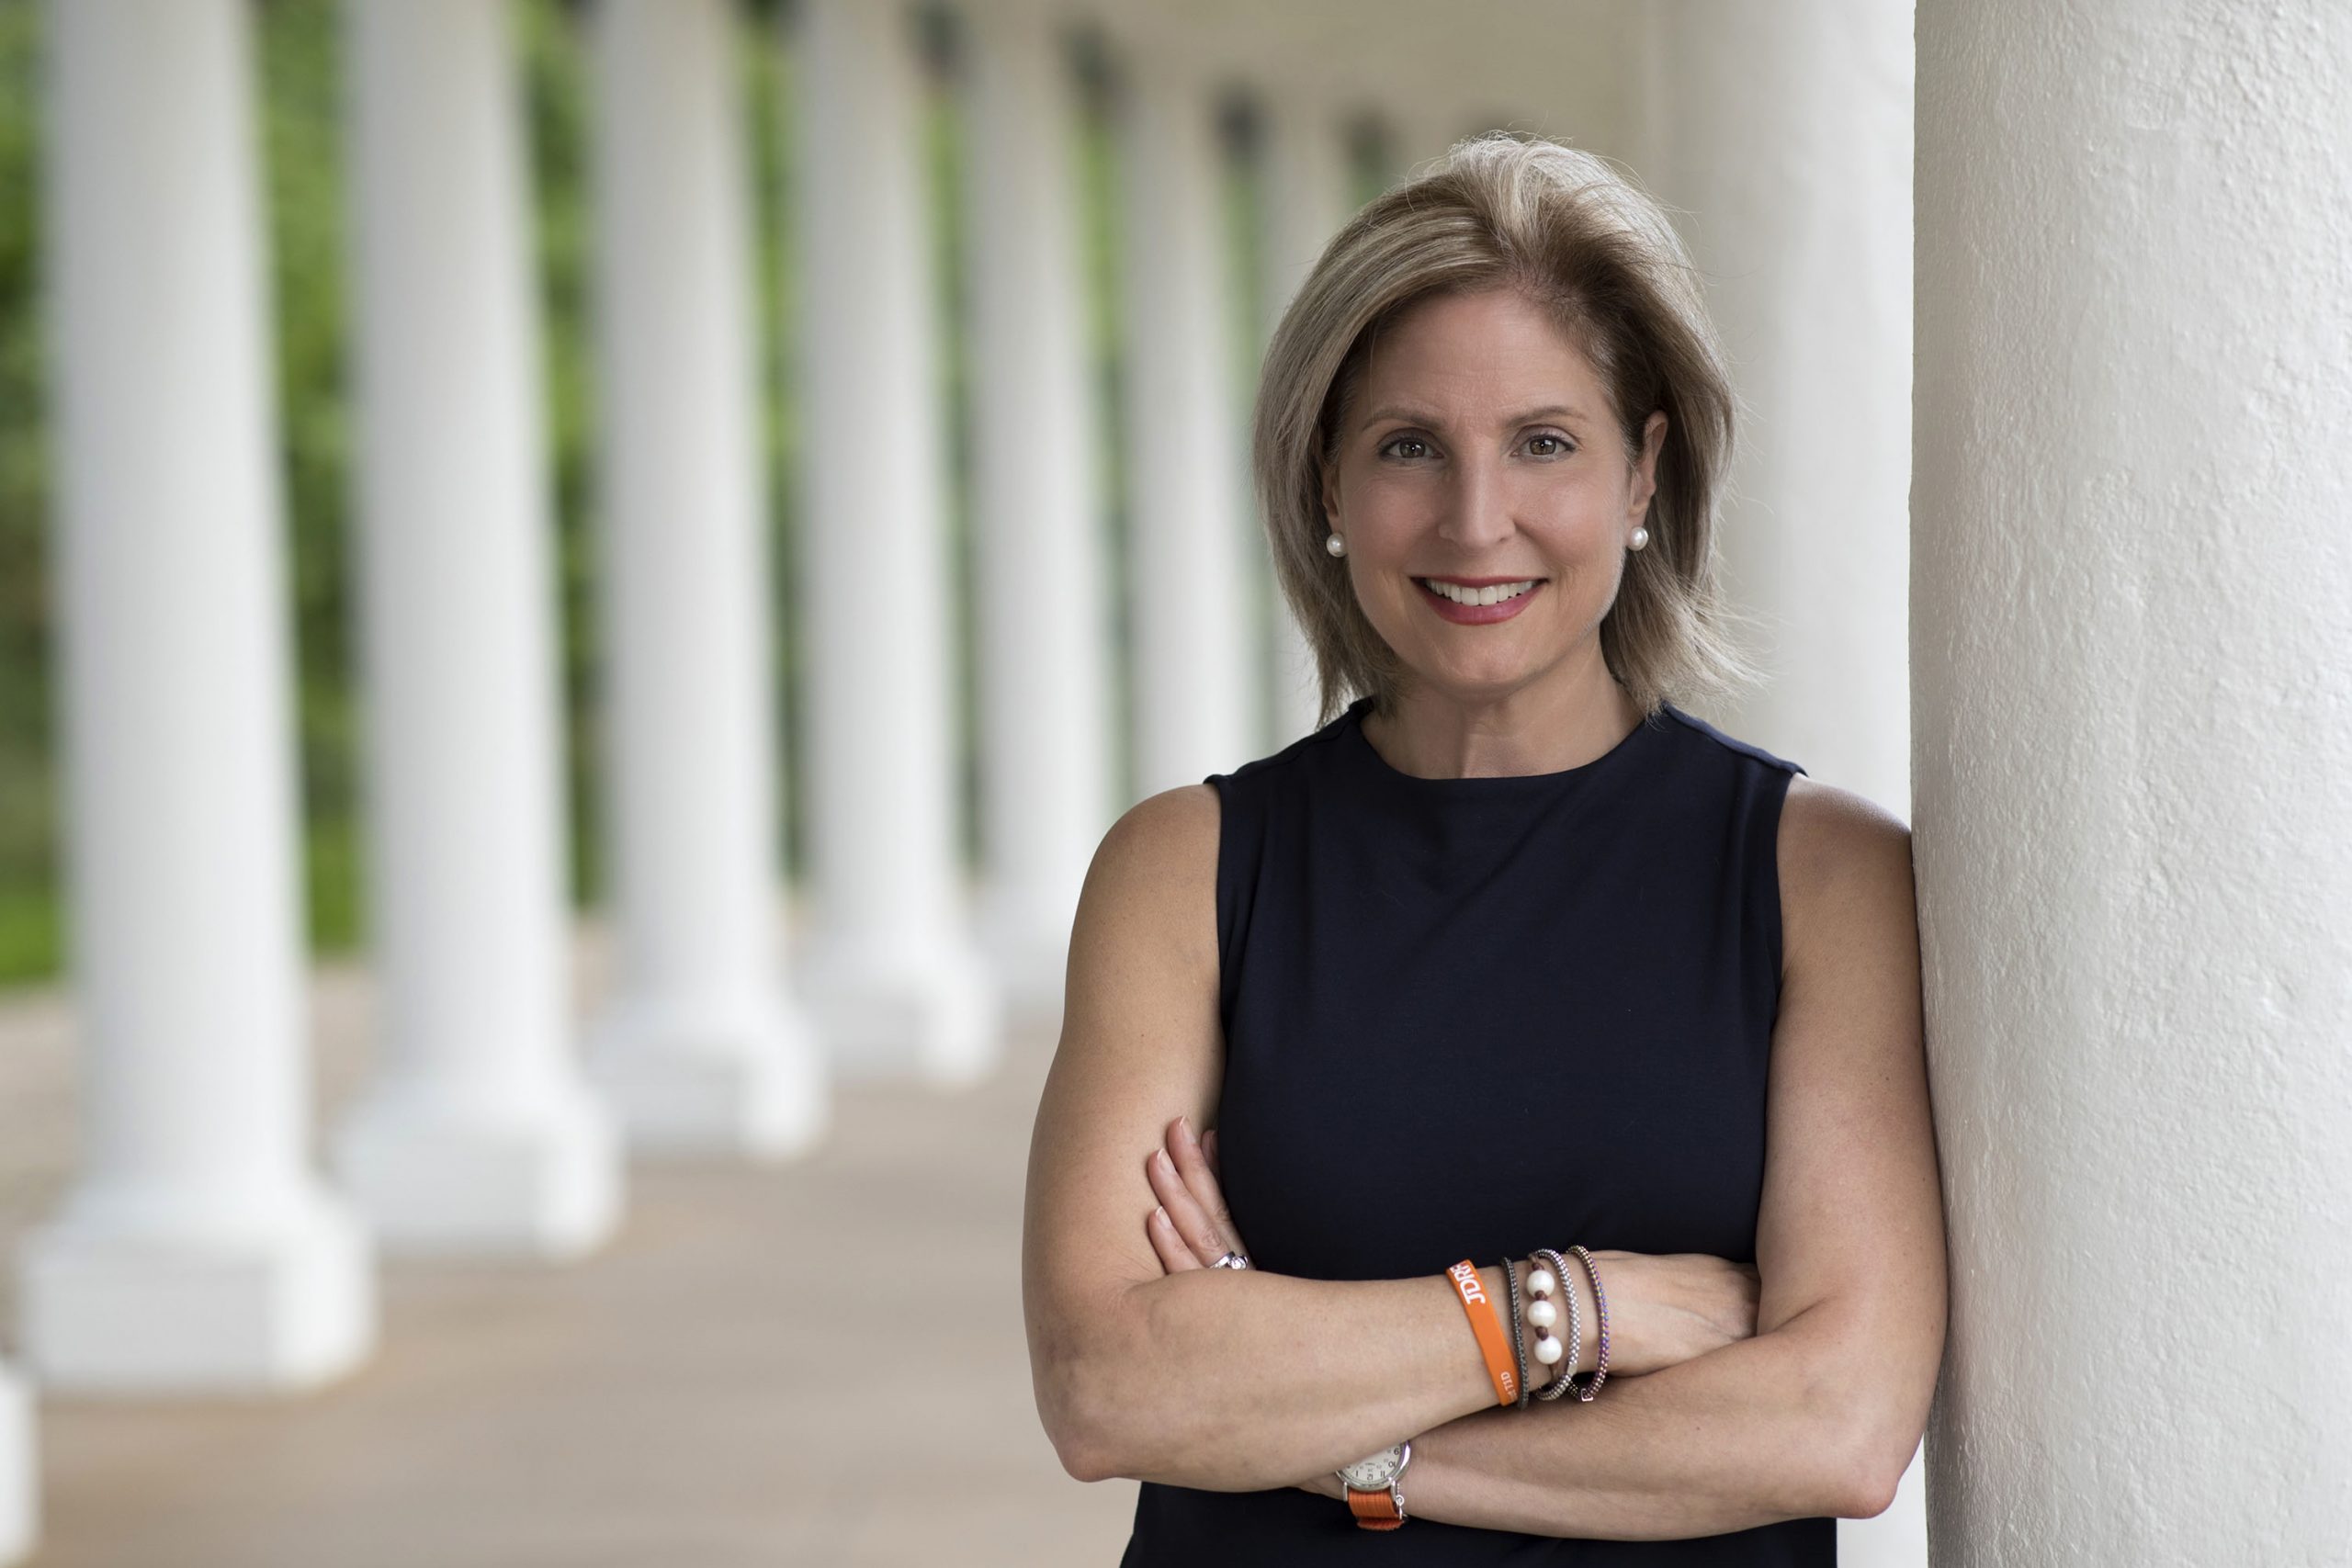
1583,1249,1760,1375
1143,1122,1330,1496
1143,1115,1253,1273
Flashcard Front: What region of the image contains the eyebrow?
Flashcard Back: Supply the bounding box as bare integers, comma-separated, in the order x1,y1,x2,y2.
1358,403,1588,433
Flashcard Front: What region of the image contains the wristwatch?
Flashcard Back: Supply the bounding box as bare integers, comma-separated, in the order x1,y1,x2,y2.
1335,1439,1410,1529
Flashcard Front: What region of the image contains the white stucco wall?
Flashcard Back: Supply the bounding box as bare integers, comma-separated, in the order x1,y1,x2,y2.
1913,2,2352,1560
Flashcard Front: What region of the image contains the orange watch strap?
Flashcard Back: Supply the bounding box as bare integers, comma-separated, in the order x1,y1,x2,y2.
1345,1484,1404,1529
1446,1258,1520,1406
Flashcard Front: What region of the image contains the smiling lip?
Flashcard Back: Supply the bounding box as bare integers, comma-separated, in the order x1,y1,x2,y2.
1415,574,1545,625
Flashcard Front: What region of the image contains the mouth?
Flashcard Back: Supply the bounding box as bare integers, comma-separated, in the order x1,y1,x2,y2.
1414,575,1545,624
1416,576,1543,605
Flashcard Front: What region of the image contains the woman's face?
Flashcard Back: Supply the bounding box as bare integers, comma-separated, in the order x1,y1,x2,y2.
1321,287,1667,705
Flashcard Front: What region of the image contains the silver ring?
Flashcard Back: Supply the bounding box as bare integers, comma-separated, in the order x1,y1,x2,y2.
1210,1251,1251,1269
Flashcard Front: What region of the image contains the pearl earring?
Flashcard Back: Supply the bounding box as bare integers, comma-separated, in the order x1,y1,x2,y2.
1326,532,1348,558
1629,526,1649,551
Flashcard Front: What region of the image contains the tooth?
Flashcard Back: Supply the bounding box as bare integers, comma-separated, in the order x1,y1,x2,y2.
1422,579,1539,604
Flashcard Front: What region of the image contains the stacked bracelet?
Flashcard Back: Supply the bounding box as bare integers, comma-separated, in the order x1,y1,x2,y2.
1525,1249,1582,1401
1501,1257,1532,1409
1565,1245,1612,1401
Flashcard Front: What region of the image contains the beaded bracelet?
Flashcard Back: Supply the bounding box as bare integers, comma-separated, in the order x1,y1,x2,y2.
1565,1245,1611,1401
1502,1256,1532,1409
1527,1248,1582,1402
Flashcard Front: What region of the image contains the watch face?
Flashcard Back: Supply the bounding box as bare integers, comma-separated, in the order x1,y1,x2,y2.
1336,1443,1405,1491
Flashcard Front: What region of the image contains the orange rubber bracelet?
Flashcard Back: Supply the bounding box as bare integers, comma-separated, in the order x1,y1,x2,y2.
1445,1258,1519,1406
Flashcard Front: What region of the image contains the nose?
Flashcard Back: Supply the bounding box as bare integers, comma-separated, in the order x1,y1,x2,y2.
1436,452,1516,551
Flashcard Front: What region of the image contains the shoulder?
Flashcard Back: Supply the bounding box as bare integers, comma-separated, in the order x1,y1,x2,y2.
1086,712,1347,894
1216,712,1355,795
1652,700,1807,779
1075,719,1342,970
1646,703,1915,973
1775,773,1918,986
1778,775,1913,907
1070,784,1222,976
1086,783,1221,901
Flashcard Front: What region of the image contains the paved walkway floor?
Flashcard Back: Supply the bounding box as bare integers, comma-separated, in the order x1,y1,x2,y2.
0,924,1136,1566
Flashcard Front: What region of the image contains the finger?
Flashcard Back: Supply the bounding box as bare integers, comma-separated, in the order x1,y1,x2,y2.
1171,1122,1251,1261
1148,1144,1231,1266
1165,1117,1241,1250
1148,1145,1227,1264
1147,1204,1200,1272
1152,1146,1250,1269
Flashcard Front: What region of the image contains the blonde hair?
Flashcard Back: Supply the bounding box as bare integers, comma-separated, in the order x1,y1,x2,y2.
1254,130,1763,724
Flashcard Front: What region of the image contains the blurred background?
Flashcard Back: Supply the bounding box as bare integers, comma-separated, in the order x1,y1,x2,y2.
0,0,2345,1563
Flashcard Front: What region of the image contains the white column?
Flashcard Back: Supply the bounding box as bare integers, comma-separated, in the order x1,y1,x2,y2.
959,0,1116,1022
581,0,828,1156
1120,57,1255,795
1915,2,2352,1560
791,0,1001,1082
1254,95,1352,743
21,0,374,1392
1634,1,1913,817
0,1359,27,1562
332,0,621,1254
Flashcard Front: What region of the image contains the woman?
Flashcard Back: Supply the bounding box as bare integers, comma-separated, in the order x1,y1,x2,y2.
1022,131,1946,1561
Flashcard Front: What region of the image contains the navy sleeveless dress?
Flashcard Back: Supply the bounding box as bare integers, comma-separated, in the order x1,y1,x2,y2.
1119,692,1826,1564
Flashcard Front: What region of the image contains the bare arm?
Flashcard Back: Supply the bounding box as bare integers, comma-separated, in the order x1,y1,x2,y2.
1021,784,1513,1487
1295,776,1950,1534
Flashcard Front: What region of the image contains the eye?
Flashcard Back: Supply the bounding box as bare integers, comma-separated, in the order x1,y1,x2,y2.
1527,432,1576,457
1378,434,1433,461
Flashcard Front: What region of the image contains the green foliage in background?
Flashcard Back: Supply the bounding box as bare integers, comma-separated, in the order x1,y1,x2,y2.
516,0,608,913
259,0,364,960
0,0,633,987
0,0,55,984
0,0,1317,992
0,0,739,987
741,0,808,884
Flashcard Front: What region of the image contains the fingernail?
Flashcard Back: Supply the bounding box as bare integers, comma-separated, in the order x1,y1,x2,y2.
1178,1114,1193,1143
1153,1204,1167,1225
1154,1148,1172,1172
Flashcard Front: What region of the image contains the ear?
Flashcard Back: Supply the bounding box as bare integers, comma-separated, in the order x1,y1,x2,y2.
1629,411,1668,524
1319,458,1341,532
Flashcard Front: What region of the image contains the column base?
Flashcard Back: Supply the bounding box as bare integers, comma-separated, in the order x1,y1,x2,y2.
331,1083,622,1259
796,930,1002,1085
19,1187,375,1395
585,993,830,1158
0,1359,33,1563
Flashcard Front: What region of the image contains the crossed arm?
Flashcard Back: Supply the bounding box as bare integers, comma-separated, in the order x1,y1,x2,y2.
1020,775,1947,1538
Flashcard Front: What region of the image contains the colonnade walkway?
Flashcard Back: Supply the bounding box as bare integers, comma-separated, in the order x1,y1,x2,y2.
0,925,1129,1566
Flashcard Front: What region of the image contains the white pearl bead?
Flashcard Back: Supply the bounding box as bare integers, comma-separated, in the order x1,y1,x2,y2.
1534,1336,1565,1365
1526,1269,1555,1296
1525,1298,1557,1328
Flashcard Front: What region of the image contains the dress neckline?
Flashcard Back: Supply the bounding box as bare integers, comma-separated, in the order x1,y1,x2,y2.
1339,693,1663,794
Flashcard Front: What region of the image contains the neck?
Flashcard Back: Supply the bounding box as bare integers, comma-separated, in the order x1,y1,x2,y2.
1363,661,1641,781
